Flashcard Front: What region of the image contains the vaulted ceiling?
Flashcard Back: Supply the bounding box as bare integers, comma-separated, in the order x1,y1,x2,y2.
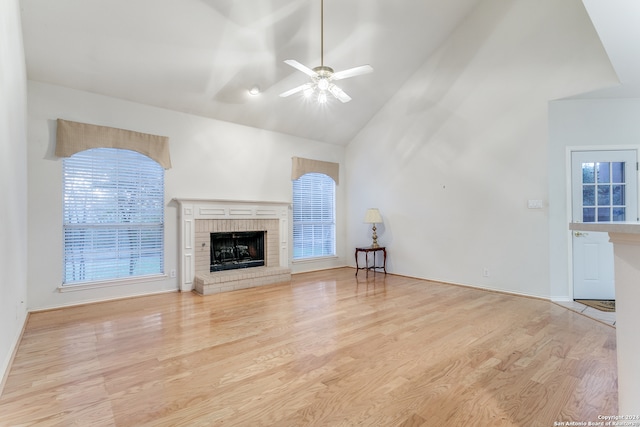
18,0,640,145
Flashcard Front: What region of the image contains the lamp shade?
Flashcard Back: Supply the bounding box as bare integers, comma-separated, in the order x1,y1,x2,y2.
363,208,382,224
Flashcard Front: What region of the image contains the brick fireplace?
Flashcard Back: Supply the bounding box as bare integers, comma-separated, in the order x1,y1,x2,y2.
175,199,291,295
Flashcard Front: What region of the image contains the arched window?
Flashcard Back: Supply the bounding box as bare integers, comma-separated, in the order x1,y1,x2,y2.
292,172,336,259
62,148,165,284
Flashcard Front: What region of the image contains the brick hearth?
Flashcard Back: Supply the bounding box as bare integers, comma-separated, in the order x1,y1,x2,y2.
194,266,291,295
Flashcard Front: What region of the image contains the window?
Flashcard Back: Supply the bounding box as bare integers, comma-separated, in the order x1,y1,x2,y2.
63,148,164,284
581,161,627,222
292,173,336,259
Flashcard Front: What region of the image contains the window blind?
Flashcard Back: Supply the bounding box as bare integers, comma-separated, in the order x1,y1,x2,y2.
63,148,164,284
292,173,336,259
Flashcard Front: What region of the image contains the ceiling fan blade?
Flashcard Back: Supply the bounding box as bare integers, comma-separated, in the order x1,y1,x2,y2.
332,64,373,81
279,83,311,98
283,60,318,77
328,84,351,103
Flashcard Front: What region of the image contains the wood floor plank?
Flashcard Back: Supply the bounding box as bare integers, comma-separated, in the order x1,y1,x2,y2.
0,268,617,426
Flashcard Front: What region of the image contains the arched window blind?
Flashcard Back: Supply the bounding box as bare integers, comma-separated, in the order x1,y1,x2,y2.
63,148,165,284
292,172,336,259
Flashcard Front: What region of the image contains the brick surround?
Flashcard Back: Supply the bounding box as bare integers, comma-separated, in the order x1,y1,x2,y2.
194,219,280,272
193,218,290,295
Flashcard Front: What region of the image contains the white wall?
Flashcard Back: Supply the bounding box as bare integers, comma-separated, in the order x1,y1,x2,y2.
27,82,346,310
549,98,640,299
0,0,29,388
345,0,617,298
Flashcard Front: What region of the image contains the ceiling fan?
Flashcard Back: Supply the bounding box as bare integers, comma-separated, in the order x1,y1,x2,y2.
279,0,373,104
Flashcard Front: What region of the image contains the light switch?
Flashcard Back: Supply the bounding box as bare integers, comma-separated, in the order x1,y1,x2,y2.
527,199,543,209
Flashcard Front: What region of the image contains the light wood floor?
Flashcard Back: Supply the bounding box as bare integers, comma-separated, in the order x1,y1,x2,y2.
0,268,617,426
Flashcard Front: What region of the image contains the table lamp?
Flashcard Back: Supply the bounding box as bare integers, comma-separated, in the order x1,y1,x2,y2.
363,208,383,248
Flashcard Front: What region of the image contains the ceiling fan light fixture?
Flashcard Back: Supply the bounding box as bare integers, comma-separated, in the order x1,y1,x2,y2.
303,85,314,98
248,85,260,96
317,77,330,91
279,0,373,104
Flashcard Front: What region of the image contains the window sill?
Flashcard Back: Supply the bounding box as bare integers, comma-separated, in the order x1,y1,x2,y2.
58,273,168,293
292,255,338,265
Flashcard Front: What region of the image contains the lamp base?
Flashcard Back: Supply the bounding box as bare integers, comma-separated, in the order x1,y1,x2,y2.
371,225,379,248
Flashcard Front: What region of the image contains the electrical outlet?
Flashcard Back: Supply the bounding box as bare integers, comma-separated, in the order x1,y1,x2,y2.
482,267,490,277
170,269,176,278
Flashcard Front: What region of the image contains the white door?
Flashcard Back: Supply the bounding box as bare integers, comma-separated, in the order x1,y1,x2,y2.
571,150,638,299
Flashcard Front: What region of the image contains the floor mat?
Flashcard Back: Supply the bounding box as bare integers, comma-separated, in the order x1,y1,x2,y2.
575,299,615,312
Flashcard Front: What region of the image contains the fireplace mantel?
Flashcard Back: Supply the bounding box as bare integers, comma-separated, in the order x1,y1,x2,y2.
174,198,291,292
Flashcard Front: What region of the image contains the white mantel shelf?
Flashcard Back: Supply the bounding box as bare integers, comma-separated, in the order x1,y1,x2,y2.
173,198,291,207
569,222,640,414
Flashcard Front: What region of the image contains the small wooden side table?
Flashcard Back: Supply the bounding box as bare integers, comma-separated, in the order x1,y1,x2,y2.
355,246,387,276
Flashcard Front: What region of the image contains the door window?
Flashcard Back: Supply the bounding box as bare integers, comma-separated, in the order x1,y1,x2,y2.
572,150,637,223
581,161,626,222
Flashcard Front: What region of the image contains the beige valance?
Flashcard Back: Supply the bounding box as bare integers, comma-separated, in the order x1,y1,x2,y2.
55,119,172,169
291,156,339,184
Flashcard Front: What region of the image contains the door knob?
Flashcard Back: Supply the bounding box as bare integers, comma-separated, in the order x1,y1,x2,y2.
574,231,589,237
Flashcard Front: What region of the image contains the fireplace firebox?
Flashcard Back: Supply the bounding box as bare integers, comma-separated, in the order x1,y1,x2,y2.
210,231,265,272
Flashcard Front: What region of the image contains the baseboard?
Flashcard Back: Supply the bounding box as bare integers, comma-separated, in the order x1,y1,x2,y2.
28,288,179,313
0,312,29,397
386,271,552,302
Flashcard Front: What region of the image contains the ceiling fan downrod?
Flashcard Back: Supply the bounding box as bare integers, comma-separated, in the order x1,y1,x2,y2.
320,0,324,67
